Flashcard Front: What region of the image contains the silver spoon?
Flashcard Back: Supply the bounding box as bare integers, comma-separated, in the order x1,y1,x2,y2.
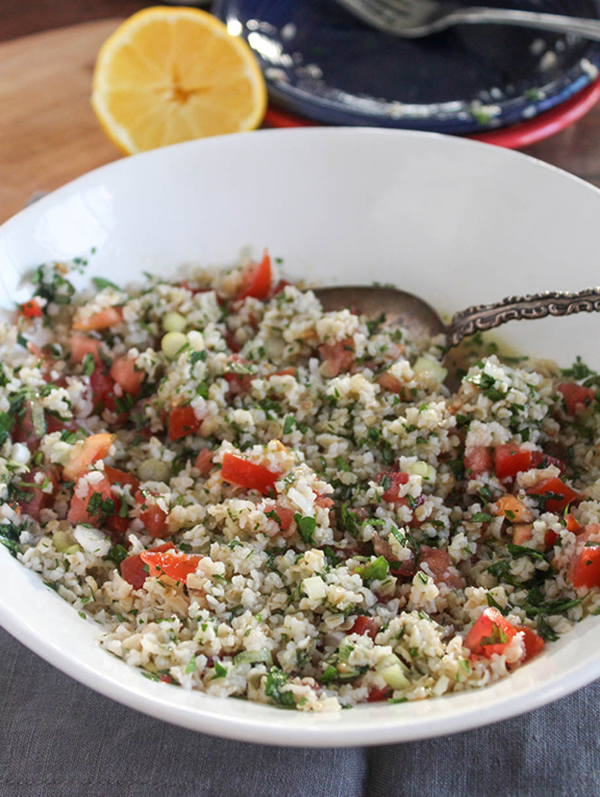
334,0,600,39
314,285,600,382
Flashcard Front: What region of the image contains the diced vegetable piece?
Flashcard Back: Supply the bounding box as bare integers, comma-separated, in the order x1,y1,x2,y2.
349,615,379,640
367,686,391,702
67,475,112,527
110,355,144,396
406,460,437,482
21,299,42,318
63,432,115,481
519,627,545,662
491,495,534,524
558,382,595,415
221,453,279,495
377,371,405,395
512,524,533,546
544,530,559,549
52,530,73,552
237,250,272,300
419,546,464,589
527,477,580,513
412,355,447,383
569,524,600,589
194,448,213,476
135,491,169,538
566,513,583,534
161,331,188,359
104,465,139,491
463,607,517,658
18,468,58,521
168,405,202,441
234,648,273,665
302,576,327,600
120,542,175,589
72,306,124,331
494,443,534,480
137,458,171,483
162,311,187,333
464,446,492,476
140,549,202,583
318,337,355,378
375,654,410,690
73,525,111,557
378,470,409,503
70,335,103,366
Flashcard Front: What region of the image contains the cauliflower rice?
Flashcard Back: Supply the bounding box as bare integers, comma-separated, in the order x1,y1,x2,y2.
2,252,600,713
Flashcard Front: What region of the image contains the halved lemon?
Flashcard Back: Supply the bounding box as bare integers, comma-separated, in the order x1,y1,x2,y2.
91,7,267,154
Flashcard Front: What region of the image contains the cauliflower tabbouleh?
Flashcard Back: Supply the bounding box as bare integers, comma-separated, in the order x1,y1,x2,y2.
3,251,600,713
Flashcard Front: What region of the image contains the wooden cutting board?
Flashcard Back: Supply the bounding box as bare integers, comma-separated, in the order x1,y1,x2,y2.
0,20,124,224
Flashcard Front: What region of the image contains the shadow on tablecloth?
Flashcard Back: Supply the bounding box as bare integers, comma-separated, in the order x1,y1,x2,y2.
1,626,598,797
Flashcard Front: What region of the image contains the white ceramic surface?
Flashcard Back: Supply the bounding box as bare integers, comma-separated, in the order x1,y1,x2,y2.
2,128,600,747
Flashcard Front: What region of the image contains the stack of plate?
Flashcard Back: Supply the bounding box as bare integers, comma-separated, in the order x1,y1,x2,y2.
213,0,600,147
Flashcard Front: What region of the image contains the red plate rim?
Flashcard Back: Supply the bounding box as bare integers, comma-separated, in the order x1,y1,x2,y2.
263,77,600,149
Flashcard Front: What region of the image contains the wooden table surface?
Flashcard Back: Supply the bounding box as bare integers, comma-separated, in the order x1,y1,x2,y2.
2,0,600,191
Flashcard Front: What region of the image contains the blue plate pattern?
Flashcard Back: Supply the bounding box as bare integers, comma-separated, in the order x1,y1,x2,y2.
212,0,600,133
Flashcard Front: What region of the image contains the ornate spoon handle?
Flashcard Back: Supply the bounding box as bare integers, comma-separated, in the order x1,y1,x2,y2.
447,288,600,349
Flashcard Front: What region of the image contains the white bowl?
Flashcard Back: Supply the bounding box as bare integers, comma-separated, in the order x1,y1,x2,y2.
2,128,600,747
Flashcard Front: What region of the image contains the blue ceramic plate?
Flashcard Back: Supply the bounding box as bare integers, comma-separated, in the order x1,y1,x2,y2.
212,0,600,133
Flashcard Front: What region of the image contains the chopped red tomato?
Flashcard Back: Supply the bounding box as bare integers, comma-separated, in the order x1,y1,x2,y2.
224,372,253,396
494,443,535,480
237,250,272,300
194,448,214,476
390,551,417,579
271,279,290,297
315,494,334,510
544,530,559,549
568,524,600,589
140,549,203,583
106,496,130,537
168,405,202,441
120,542,175,589
62,432,115,482
464,608,517,658
494,443,566,480
367,686,391,703
419,546,464,589
491,495,534,524
519,627,545,662
104,465,139,492
18,468,59,521
264,502,295,532
72,306,124,331
21,299,42,318
527,477,580,513
318,337,355,377
512,524,532,546
349,615,379,639
224,331,241,353
566,513,583,534
70,335,103,366
12,403,39,450
221,452,279,495
110,356,145,397
67,475,112,527
558,382,595,415
135,491,169,538
378,471,409,503
267,367,297,379
46,415,78,435
464,447,492,476
377,371,405,396
89,369,122,416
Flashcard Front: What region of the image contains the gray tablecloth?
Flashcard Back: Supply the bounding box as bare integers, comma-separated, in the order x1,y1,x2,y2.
1,626,598,797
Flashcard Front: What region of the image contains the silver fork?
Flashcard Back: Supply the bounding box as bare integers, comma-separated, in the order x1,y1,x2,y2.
334,0,600,39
